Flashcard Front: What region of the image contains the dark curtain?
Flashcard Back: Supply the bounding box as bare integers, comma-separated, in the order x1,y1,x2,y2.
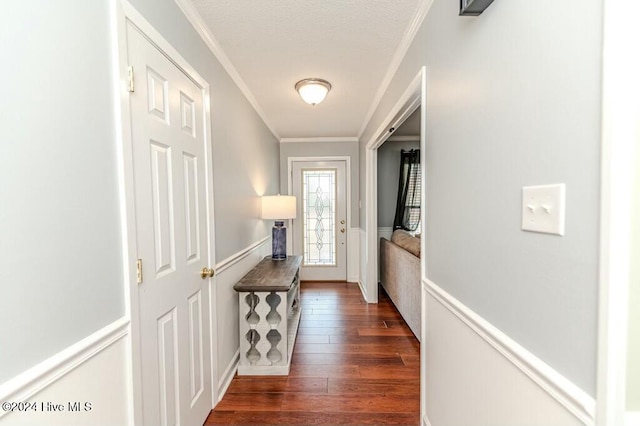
393,149,421,231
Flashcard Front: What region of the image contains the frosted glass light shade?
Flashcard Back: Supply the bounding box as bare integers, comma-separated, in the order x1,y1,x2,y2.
261,195,297,219
295,79,331,106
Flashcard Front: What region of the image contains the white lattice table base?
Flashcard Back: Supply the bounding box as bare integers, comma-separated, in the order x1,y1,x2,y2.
237,288,300,375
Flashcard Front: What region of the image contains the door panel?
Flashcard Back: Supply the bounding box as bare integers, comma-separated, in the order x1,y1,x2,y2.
127,22,213,426
292,161,347,281
183,153,200,263
157,309,179,426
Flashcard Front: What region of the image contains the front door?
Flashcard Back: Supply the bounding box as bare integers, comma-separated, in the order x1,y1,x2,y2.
292,161,347,281
127,22,213,426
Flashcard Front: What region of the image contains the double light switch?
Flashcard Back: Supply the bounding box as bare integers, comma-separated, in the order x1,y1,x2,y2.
521,183,566,236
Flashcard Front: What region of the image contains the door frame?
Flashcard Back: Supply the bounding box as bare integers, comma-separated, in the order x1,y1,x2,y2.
363,67,426,420
290,159,348,281
595,0,640,424
364,67,426,304
112,1,218,423
287,156,351,279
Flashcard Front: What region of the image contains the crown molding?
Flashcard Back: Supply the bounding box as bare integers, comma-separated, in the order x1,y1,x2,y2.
280,137,359,144
357,0,434,139
173,0,281,140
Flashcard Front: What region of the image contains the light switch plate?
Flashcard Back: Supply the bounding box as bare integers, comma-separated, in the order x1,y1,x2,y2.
521,184,566,235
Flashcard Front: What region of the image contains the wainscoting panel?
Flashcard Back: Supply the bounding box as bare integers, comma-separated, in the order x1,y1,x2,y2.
0,319,130,426
357,228,372,302
347,227,360,283
213,236,271,402
377,226,394,243
423,279,594,426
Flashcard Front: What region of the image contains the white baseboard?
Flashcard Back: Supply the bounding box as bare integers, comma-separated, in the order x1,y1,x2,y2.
424,279,595,426
423,415,432,426
377,226,394,242
357,280,369,302
217,349,239,403
0,318,130,425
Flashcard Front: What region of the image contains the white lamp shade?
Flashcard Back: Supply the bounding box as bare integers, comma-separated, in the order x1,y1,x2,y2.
261,195,297,219
295,79,331,106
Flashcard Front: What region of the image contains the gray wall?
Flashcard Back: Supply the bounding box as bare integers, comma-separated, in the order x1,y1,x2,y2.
130,0,280,261
360,0,602,395
377,140,420,227
280,141,359,227
0,1,124,382
0,0,280,387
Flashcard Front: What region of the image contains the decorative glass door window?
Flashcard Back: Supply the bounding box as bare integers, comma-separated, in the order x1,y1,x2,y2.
302,169,336,266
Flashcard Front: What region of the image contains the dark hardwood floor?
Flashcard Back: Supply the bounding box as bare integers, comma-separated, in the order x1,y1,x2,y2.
204,281,420,426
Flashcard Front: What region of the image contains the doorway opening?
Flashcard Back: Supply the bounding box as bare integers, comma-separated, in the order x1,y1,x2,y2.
363,67,426,304
363,67,426,420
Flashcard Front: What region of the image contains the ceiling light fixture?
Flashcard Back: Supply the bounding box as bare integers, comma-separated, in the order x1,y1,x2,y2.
295,78,332,106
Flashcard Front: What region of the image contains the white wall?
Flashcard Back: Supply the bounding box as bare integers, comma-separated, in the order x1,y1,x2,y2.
0,334,129,426
360,0,603,422
627,139,640,412
0,0,125,384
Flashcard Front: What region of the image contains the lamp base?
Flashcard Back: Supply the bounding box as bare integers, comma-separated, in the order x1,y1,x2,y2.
271,221,287,260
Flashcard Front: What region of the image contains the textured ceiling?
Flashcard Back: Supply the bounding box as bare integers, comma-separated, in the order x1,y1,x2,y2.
189,0,422,140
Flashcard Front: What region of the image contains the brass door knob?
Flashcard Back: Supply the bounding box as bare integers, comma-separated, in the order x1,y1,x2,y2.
200,267,215,279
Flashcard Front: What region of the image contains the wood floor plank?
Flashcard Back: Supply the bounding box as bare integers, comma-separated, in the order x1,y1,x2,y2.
226,377,328,394
327,378,421,396
205,282,420,426
310,306,402,315
294,342,418,355
357,327,414,336
358,365,420,380
296,327,357,336
295,334,331,344
205,411,419,425
213,393,284,412
281,393,419,413
291,352,405,366
401,354,421,367
328,334,419,347
383,319,411,328
287,365,361,379
299,319,387,328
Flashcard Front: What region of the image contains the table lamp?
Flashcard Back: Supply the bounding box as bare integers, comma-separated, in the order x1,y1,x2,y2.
261,195,297,260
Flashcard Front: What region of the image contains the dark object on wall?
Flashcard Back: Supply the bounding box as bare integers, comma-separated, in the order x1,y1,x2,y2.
393,149,421,232
460,0,495,16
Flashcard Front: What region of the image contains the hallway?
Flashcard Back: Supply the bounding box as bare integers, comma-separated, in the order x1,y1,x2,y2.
205,281,420,425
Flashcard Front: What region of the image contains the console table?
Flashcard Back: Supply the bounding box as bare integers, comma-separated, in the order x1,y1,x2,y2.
233,255,302,375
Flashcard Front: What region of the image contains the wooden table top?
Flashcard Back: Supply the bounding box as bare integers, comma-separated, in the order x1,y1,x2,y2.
233,255,302,292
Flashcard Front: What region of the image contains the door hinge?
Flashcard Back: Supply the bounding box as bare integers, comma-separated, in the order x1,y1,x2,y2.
136,259,143,284
127,66,135,93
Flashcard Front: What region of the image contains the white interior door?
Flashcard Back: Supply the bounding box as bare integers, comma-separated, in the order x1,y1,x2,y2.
292,161,347,281
127,23,213,426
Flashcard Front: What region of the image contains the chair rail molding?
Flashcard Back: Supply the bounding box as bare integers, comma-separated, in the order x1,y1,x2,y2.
424,278,595,425
0,317,129,420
